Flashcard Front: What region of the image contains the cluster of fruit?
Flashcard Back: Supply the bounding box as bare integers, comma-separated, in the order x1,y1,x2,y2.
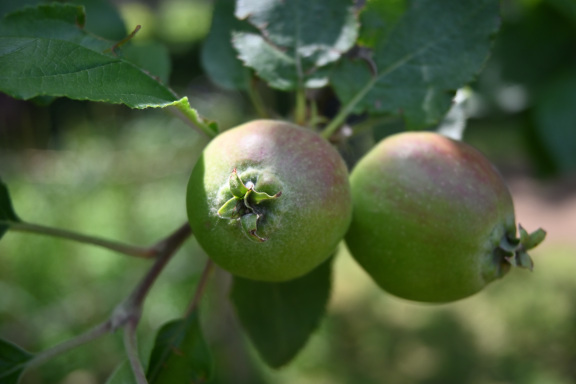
186,120,545,303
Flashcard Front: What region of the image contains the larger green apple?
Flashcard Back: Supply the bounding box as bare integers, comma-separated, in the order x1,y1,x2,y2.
187,119,352,282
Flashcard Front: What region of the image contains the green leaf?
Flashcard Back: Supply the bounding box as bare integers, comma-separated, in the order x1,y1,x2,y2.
230,256,333,368
233,0,359,91
533,69,576,174
0,339,33,384
357,0,406,48
201,0,252,90
491,4,574,92
0,4,178,108
0,178,21,240
146,311,213,384
0,0,41,19
332,0,500,129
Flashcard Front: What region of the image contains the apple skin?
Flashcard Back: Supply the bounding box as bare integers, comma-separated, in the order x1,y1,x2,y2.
345,131,517,303
187,119,352,282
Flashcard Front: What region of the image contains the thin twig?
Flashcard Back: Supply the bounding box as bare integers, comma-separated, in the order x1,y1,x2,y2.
247,77,268,118
294,87,307,126
6,221,156,259
185,259,214,317
124,319,148,384
128,223,192,307
118,223,192,381
110,25,142,56
25,321,112,371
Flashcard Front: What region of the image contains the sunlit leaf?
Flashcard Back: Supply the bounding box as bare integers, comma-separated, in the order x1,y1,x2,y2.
0,4,178,108
146,311,213,384
233,0,359,91
332,0,500,129
230,257,332,368
0,339,33,384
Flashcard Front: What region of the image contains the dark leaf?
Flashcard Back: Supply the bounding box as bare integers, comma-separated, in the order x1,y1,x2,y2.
72,0,127,41
0,339,33,384
146,311,213,384
0,0,126,40
0,178,21,240
492,4,574,92
548,0,576,25
0,0,40,19
533,69,576,174
201,0,252,90
230,256,333,368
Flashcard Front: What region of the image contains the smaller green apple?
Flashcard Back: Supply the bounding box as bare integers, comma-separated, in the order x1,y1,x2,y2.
345,131,545,303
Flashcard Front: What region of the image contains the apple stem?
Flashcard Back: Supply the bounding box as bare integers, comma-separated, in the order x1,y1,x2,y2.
295,87,307,126
247,77,269,119
321,77,377,140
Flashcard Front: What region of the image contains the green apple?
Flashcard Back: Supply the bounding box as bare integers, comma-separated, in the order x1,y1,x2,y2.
187,119,352,282
345,131,545,303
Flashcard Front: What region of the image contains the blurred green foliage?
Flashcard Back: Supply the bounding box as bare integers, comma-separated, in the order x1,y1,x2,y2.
1,0,575,383
464,0,576,177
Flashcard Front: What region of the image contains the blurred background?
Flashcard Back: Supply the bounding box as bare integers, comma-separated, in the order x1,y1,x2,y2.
0,0,575,383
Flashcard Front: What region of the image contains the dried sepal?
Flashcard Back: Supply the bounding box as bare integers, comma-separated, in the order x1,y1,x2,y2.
216,168,282,243
241,213,267,242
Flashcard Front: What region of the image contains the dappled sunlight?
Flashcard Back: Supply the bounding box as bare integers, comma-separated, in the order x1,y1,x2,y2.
0,0,574,382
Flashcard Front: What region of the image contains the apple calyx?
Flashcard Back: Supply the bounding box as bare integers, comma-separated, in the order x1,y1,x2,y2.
498,225,547,271
217,168,282,242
